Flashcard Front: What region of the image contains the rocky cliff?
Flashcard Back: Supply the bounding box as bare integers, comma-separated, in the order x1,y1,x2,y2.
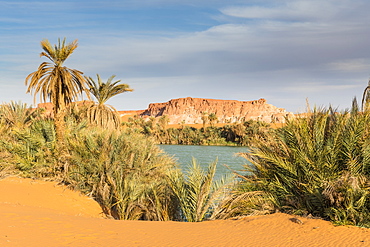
140,97,293,124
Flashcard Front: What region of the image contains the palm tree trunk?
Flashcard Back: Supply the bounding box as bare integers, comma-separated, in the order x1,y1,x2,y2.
54,109,69,175
55,110,66,141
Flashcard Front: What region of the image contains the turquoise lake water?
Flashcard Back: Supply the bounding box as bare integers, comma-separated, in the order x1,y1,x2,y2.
158,145,250,180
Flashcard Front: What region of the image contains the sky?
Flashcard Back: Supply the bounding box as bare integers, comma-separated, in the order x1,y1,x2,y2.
1,0,370,113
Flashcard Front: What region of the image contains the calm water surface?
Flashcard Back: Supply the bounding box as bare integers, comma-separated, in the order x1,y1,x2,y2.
159,145,250,180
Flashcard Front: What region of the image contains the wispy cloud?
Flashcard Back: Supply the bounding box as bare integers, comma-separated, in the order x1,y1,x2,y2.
220,0,365,22
327,59,370,72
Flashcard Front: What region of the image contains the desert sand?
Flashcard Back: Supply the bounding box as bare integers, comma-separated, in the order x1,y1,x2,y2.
1,176,369,247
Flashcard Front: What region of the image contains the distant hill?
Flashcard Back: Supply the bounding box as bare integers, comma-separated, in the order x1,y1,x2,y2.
37,97,293,125
128,97,293,124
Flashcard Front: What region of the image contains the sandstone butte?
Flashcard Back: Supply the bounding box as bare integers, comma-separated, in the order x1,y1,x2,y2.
37,97,294,125
121,97,294,125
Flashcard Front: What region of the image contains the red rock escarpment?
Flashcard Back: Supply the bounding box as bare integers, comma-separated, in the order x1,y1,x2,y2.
140,97,293,124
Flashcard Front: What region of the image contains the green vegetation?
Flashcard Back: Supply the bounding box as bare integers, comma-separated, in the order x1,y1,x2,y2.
25,38,90,142
65,129,178,220
3,37,370,228
124,118,272,146
168,158,232,222
216,102,370,227
0,103,230,221
85,74,133,129
0,38,229,222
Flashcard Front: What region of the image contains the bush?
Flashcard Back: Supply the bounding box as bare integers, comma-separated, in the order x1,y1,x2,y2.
220,105,370,227
0,119,58,177
168,158,233,222
65,128,180,220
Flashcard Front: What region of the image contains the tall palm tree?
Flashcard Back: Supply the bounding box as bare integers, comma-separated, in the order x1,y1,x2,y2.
85,74,133,128
25,38,90,140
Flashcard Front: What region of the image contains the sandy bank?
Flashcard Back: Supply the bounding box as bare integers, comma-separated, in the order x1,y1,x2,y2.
0,177,369,247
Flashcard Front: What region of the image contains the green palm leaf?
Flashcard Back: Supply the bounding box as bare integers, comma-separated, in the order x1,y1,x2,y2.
84,74,133,129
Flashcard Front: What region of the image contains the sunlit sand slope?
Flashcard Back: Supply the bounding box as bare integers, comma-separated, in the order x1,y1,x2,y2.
1,177,369,247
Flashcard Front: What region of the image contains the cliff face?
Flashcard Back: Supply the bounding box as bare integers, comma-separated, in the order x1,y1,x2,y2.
141,97,293,124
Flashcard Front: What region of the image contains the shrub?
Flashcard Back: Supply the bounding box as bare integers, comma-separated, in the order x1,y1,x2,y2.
65,128,180,220
0,119,58,177
220,105,370,227
168,158,233,222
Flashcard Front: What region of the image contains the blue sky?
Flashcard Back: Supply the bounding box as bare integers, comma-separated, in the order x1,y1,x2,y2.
1,0,370,113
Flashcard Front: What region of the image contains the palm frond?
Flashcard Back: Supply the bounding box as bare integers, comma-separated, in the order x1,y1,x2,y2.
168,158,233,222
229,105,370,226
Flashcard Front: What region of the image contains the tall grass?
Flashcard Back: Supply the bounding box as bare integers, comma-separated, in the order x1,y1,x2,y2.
217,104,370,226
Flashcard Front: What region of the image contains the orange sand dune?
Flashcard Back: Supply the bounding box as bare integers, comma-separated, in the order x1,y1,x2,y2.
1,177,370,247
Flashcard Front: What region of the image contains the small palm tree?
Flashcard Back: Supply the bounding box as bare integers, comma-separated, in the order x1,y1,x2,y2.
208,113,218,127
25,38,90,140
158,115,169,130
168,158,232,222
0,101,39,129
85,74,133,128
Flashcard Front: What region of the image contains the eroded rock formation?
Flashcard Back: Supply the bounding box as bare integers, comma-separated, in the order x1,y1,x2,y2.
140,97,293,124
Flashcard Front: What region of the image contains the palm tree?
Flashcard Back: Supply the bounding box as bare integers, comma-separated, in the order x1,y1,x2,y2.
0,101,39,129
208,113,218,128
168,158,232,222
201,112,208,130
361,79,370,111
85,74,133,128
158,115,170,130
25,38,90,140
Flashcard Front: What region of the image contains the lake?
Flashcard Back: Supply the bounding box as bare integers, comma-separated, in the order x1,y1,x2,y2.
158,145,250,180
